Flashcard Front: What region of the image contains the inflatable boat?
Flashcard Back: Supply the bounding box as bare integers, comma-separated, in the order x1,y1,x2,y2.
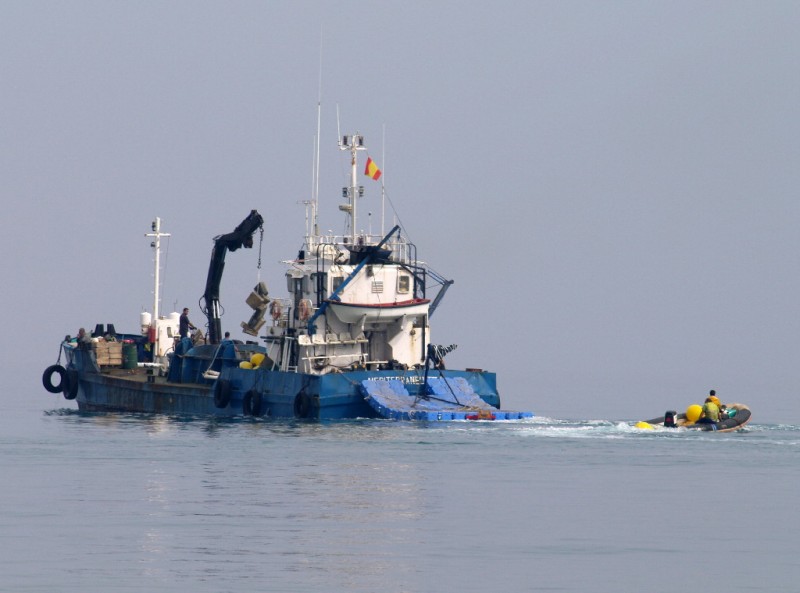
640,403,751,432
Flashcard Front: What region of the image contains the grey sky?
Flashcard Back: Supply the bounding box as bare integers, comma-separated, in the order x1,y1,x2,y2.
5,1,798,423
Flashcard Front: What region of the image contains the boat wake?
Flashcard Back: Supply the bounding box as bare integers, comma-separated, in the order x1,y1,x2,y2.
501,416,800,446
43,406,800,446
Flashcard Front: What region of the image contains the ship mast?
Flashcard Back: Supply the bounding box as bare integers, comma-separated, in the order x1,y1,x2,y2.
339,133,366,243
146,217,170,356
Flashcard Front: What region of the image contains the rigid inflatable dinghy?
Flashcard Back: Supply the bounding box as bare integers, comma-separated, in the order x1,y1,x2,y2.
641,403,751,432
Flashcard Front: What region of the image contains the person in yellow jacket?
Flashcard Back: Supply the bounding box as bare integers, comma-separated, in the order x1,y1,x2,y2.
699,390,722,423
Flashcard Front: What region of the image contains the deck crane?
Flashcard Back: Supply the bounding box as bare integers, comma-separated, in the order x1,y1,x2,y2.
200,210,264,344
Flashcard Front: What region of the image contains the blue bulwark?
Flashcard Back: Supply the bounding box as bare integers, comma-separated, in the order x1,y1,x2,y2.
361,378,533,421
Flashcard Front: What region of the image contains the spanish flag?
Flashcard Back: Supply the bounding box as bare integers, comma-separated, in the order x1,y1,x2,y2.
364,157,382,181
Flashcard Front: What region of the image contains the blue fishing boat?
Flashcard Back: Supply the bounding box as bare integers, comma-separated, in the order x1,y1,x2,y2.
42,130,532,421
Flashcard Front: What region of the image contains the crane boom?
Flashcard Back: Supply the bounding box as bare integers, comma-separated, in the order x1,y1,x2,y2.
201,210,264,344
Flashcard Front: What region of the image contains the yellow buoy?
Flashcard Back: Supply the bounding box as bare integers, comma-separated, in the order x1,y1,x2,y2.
239,361,254,369
685,404,703,424
635,421,654,430
250,353,265,368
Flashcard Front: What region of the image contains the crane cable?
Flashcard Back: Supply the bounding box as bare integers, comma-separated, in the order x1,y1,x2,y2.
256,226,264,281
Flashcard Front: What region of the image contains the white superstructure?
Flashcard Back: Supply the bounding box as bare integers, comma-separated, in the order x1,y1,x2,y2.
258,134,435,374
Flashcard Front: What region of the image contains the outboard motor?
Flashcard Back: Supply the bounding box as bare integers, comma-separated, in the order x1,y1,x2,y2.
664,410,678,428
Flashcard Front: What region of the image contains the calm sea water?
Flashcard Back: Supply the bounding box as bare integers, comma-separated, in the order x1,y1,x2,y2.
2,393,798,593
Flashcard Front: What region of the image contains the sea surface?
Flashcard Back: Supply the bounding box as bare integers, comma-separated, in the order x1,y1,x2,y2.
2,393,799,593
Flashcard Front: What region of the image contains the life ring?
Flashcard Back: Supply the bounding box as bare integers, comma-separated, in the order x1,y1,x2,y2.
213,379,232,409
63,369,79,400
269,300,282,321
42,364,67,394
243,389,263,416
298,299,312,321
293,389,313,418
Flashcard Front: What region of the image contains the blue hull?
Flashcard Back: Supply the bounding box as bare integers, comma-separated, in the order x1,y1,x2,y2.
228,367,501,419
64,347,501,419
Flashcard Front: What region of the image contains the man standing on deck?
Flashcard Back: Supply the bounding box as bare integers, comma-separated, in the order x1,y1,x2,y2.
76,327,92,349
179,308,196,339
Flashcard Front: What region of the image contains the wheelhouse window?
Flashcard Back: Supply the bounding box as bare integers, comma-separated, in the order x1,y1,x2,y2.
398,275,410,294
286,274,309,294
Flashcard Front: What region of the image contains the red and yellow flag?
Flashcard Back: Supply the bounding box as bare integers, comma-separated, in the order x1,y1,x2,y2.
364,157,382,181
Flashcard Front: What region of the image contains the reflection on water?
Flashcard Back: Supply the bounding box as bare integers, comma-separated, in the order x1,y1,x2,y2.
14,407,800,592
41,410,430,588
43,406,799,443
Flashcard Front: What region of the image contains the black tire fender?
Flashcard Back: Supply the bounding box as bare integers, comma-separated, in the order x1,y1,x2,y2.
63,369,79,400
43,365,66,394
213,380,232,409
293,389,312,419
243,389,262,416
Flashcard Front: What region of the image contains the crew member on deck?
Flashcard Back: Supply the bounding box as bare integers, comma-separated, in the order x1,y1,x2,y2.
179,308,196,339
76,327,92,349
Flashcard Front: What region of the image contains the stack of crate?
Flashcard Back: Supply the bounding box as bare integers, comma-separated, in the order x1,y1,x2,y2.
95,340,123,366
